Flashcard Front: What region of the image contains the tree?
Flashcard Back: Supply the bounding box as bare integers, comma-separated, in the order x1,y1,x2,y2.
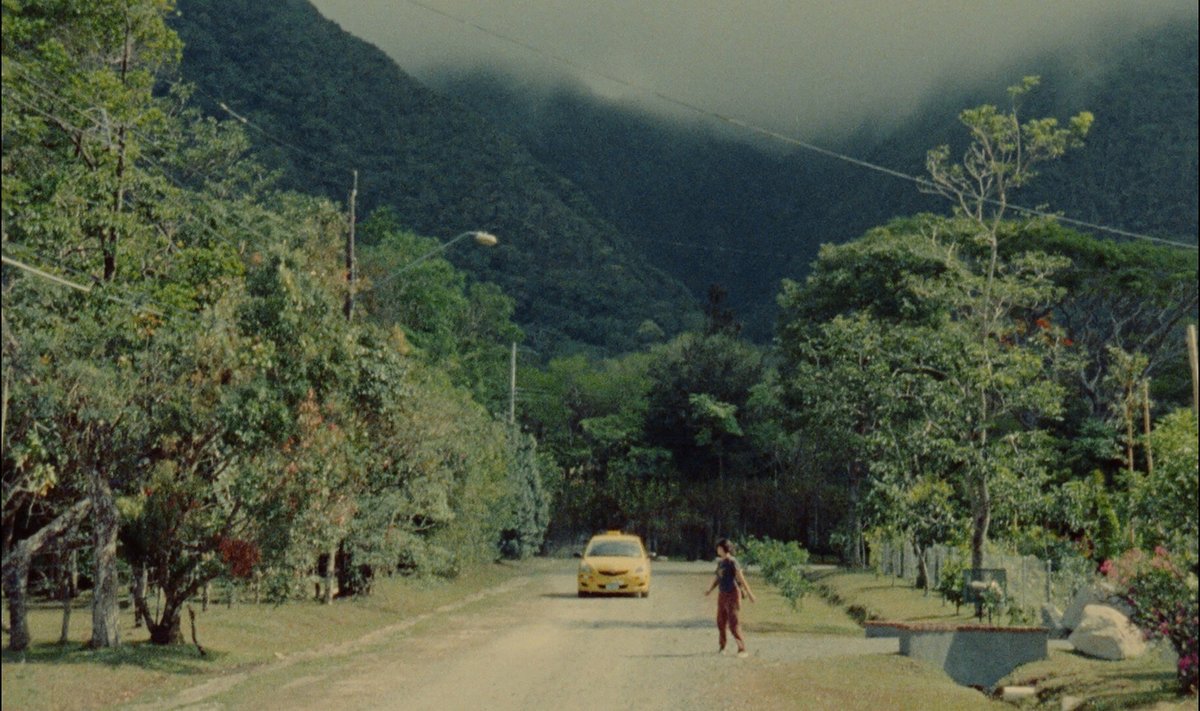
497,431,551,559
1133,409,1198,551
922,77,1091,575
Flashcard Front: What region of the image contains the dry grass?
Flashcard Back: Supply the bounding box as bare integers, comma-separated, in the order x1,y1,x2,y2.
1,560,540,711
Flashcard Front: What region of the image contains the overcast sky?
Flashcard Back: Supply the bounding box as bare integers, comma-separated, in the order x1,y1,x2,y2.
310,0,1197,137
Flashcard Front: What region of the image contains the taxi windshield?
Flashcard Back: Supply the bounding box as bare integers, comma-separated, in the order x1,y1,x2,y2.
586,540,643,558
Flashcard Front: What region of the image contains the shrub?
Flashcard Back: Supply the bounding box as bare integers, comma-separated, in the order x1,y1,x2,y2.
936,558,965,613
1105,546,1199,695
741,536,812,609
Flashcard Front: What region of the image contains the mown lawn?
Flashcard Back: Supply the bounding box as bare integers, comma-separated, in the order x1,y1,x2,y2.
1,560,543,711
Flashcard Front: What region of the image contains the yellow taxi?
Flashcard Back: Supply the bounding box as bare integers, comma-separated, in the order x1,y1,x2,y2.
576,530,652,597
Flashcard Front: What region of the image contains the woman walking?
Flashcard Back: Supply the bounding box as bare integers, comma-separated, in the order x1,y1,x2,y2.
704,538,756,657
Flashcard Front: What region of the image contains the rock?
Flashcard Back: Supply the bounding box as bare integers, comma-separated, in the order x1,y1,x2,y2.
1061,583,1128,630
1001,686,1037,701
1061,695,1084,711
1041,604,1067,638
1067,604,1147,660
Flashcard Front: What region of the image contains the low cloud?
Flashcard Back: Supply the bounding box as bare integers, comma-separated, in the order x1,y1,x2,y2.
310,0,1196,137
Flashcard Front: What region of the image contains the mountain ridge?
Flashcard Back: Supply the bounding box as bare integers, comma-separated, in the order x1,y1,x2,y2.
170,0,702,356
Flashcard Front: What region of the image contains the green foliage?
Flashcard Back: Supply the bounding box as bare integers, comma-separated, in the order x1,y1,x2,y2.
1105,547,1199,695
498,432,551,559
2,1,573,655
1058,472,1126,563
741,537,812,609
936,558,966,611
1134,409,1200,551
356,211,523,415
643,332,762,483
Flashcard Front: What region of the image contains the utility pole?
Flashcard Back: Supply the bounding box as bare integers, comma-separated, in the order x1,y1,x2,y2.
343,170,358,321
327,169,357,606
509,341,517,426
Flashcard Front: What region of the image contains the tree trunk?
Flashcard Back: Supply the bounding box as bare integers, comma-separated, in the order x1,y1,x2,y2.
971,474,991,619
846,465,865,568
131,564,148,628
4,547,32,652
59,550,76,644
970,475,990,572
149,573,210,645
1,499,91,652
915,547,930,592
149,602,183,645
324,542,337,604
88,471,121,648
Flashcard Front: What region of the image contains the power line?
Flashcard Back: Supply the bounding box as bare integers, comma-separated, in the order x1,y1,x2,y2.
1,253,166,317
400,0,1196,251
197,86,355,175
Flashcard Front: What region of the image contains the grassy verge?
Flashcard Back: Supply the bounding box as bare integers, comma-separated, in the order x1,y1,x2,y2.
811,568,979,625
1,559,544,711
742,570,863,638
728,652,1008,710
809,568,1188,710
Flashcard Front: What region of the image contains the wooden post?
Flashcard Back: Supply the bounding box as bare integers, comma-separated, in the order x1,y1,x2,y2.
509,342,517,426
1124,388,1136,476
1142,380,1153,476
343,170,358,320
1188,324,1198,419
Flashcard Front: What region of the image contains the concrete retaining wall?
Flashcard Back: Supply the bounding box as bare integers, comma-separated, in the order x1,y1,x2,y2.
867,622,1048,688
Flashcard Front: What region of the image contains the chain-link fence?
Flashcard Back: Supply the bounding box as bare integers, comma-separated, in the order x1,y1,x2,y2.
875,539,1096,617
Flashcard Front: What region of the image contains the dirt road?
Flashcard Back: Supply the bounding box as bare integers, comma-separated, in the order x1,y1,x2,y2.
129,560,897,710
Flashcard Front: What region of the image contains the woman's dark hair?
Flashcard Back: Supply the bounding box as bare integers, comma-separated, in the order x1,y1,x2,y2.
716,538,734,555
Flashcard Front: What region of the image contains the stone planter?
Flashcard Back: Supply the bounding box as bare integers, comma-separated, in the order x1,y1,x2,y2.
865,621,1048,688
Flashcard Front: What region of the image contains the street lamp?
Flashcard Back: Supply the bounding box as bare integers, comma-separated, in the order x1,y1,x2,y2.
371,230,499,289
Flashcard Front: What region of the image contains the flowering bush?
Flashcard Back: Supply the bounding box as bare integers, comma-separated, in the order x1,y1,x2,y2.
1105,547,1199,695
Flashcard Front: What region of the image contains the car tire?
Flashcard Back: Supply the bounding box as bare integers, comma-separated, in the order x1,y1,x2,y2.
578,591,589,598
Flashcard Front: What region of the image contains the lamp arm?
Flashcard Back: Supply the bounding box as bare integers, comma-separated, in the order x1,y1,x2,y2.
372,231,476,288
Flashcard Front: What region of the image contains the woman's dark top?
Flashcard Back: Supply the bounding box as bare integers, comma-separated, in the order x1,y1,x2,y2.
716,557,739,594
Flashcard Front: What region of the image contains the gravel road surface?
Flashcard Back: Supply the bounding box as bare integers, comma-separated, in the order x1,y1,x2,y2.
128,560,897,710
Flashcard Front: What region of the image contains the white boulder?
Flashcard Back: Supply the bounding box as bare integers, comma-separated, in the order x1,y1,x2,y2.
1061,583,1128,630
1067,604,1147,660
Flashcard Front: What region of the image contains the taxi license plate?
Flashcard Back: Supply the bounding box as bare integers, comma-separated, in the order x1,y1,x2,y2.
605,582,621,591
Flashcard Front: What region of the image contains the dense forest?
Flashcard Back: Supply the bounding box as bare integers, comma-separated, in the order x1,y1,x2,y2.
2,1,1196,689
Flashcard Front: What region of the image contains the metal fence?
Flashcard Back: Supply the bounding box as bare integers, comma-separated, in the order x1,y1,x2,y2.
875,539,1096,616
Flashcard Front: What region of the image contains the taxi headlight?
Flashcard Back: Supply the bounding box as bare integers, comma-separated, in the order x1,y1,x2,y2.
635,566,645,574
578,563,593,574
